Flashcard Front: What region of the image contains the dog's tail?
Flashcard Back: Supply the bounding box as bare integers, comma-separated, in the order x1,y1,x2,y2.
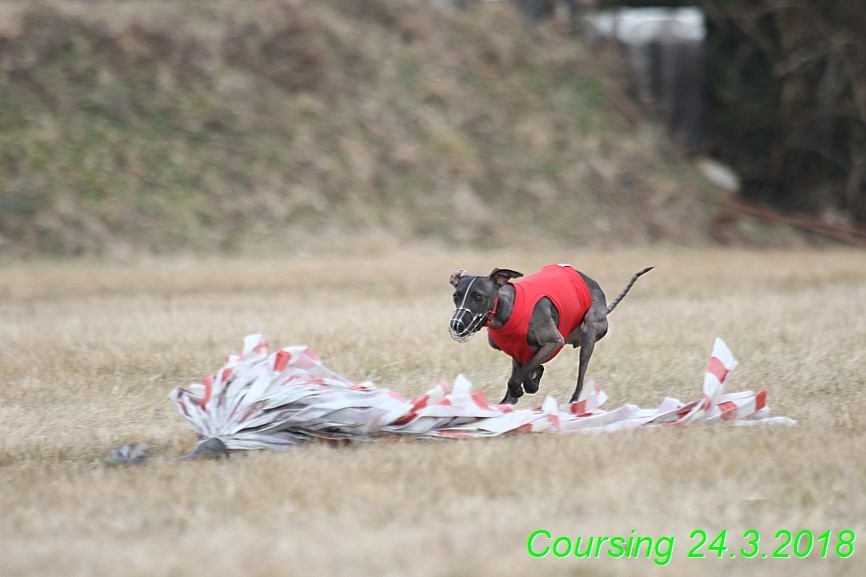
607,267,654,314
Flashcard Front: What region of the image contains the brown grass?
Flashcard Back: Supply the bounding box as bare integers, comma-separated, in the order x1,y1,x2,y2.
1,247,865,576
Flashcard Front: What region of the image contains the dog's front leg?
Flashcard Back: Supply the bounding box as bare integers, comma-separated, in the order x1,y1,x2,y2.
507,299,565,403
504,362,543,399
506,341,561,400
523,365,544,394
500,359,525,404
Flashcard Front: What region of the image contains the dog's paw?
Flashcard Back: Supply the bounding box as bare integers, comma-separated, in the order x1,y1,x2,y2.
506,379,525,399
523,366,544,394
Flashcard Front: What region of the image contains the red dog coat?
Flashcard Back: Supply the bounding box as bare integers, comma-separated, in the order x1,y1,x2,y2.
487,264,592,364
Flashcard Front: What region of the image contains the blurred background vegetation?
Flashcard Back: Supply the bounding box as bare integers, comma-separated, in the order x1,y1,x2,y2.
701,0,866,224
0,0,862,257
596,0,866,239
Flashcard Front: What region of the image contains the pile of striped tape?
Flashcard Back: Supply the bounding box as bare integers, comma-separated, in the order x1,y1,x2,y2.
171,335,795,451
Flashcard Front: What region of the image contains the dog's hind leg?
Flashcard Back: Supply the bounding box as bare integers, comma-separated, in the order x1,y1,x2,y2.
572,330,595,403
569,308,608,403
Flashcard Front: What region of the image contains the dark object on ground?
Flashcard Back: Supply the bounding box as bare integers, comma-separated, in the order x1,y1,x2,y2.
183,437,230,460
106,443,151,466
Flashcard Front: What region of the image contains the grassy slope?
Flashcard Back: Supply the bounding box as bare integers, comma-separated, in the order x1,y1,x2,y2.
0,0,715,257
0,248,864,576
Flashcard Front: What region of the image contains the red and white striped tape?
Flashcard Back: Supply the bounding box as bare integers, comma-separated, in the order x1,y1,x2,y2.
170,336,795,451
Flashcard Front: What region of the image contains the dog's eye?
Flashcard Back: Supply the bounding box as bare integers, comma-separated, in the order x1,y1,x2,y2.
453,293,459,304
473,294,483,303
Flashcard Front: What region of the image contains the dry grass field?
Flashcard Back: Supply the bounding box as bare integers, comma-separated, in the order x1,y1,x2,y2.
1,247,865,577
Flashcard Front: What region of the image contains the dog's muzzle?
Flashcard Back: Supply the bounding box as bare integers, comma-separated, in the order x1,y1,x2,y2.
449,308,488,343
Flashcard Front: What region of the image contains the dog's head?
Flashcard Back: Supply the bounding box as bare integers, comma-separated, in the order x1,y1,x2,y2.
448,267,523,342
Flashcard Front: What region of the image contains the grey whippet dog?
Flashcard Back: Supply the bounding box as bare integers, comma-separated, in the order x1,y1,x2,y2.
449,264,653,405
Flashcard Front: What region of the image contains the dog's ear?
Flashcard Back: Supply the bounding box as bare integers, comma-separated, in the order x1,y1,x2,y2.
450,269,468,287
489,268,523,285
